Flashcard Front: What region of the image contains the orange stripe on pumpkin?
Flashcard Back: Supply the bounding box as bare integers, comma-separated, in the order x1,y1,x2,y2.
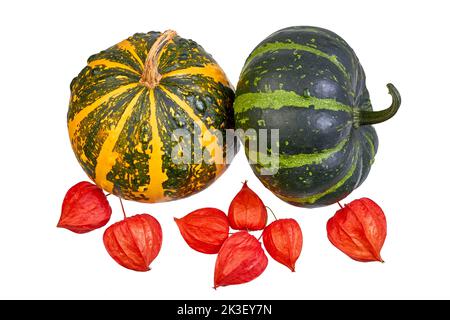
68,83,138,146
160,86,225,175
94,89,144,192
117,39,145,71
88,58,141,75
143,89,169,202
161,64,231,87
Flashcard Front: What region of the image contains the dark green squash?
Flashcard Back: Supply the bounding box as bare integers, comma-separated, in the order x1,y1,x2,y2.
234,26,401,208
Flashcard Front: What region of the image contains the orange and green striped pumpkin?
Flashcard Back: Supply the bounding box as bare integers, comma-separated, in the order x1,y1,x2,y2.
68,30,235,203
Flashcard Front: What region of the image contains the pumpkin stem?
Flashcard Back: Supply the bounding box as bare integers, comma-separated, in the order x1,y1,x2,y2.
359,83,401,126
140,30,177,88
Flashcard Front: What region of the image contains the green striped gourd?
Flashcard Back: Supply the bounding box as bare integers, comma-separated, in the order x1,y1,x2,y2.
68,30,235,202
234,26,401,208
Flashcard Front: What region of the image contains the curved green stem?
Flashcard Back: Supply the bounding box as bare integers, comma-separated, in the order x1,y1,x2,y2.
359,83,401,126
265,206,278,220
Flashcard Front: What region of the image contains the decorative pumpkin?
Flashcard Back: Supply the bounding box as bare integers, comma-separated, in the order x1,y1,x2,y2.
68,30,235,202
234,26,401,208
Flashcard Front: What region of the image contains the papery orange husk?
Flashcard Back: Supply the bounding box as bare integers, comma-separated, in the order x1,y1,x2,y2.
175,208,229,254
214,231,268,288
103,214,162,271
228,181,267,231
57,181,111,234
263,219,302,271
327,198,387,262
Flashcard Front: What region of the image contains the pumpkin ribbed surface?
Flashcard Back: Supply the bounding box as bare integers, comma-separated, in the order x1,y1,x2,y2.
68,31,235,202
234,26,400,208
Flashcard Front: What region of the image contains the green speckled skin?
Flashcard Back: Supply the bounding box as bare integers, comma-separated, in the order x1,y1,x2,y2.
234,26,379,208
68,31,235,203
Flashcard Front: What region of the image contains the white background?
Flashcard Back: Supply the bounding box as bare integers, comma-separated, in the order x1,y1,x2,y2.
1,0,449,299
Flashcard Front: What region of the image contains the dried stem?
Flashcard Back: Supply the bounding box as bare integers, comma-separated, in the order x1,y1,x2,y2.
265,206,278,220
119,197,127,219
140,30,177,88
